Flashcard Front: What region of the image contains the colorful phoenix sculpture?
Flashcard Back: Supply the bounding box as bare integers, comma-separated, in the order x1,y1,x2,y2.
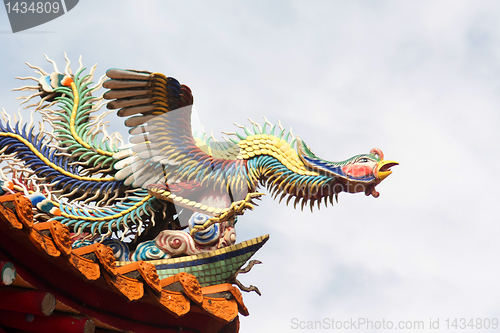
0,55,397,292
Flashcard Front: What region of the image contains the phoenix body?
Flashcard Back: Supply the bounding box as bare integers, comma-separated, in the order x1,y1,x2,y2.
0,55,398,258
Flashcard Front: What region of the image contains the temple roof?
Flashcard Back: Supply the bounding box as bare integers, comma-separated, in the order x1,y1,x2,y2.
0,193,248,333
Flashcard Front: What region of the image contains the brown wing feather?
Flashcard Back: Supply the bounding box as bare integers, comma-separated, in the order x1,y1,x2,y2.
104,69,193,127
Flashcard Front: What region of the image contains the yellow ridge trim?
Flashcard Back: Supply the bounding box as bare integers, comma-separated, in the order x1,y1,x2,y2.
69,82,113,157
60,195,152,221
0,132,114,182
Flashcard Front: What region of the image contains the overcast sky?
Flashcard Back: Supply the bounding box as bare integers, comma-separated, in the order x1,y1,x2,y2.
1,1,500,332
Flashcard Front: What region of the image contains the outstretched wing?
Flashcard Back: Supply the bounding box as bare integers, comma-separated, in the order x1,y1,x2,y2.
104,69,193,128
103,70,251,201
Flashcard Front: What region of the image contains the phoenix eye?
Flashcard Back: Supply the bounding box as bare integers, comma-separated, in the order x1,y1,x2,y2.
359,158,368,163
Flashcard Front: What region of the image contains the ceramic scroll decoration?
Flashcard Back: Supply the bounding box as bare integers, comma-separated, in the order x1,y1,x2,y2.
0,55,398,291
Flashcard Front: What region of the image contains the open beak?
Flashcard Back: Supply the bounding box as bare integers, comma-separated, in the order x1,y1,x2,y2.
376,160,399,180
